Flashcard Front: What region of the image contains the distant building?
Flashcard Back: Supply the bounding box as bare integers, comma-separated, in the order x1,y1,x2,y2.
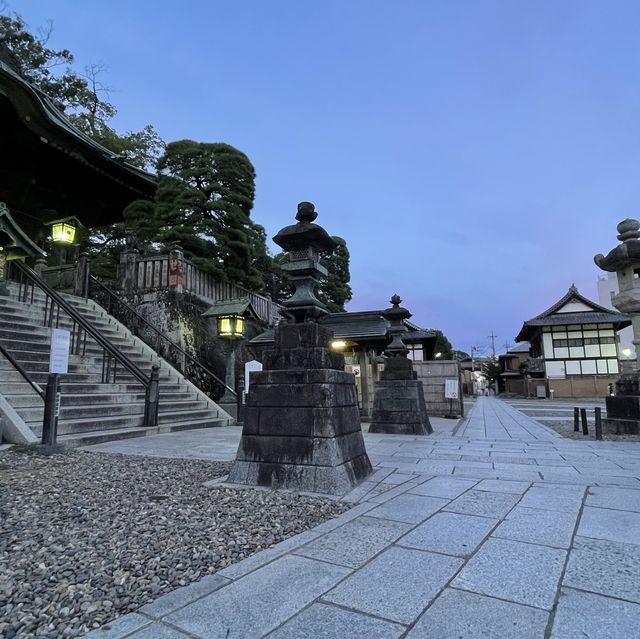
497,342,532,394
597,272,636,361
514,285,631,398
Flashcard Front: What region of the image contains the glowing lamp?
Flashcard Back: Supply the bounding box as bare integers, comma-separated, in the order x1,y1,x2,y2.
217,314,244,338
45,216,81,245
435,352,443,359
331,339,347,350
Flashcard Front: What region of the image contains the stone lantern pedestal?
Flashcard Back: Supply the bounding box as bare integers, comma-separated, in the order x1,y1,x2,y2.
369,295,432,435
227,203,372,494
595,219,640,434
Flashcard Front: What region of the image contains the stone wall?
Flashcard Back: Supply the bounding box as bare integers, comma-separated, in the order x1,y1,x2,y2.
413,360,464,417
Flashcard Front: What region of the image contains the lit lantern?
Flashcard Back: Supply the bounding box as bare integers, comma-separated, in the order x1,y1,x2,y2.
217,314,244,338
51,220,77,244
331,339,347,351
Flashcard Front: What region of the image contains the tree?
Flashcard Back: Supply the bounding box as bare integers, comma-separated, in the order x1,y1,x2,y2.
481,356,502,384
431,330,453,359
318,236,352,313
0,9,164,169
122,140,269,291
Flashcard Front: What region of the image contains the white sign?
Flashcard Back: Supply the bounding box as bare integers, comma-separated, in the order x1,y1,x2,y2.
244,359,263,392
49,328,70,374
445,379,459,399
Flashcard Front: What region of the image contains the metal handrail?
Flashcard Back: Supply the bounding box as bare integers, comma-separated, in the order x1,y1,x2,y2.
10,261,159,425
0,341,45,399
88,274,236,397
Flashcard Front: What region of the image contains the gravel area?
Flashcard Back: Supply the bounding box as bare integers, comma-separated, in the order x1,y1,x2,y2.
0,449,350,638
539,419,640,441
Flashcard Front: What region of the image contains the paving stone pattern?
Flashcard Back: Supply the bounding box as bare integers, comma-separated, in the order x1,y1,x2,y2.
83,397,640,638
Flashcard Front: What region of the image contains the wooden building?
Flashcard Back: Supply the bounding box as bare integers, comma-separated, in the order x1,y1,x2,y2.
514,285,631,398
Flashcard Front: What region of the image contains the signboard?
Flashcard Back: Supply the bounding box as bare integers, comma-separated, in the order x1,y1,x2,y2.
49,328,70,374
244,359,263,392
445,379,459,399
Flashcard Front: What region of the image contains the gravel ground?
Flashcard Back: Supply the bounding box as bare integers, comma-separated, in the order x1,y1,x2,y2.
538,419,640,441
0,448,350,639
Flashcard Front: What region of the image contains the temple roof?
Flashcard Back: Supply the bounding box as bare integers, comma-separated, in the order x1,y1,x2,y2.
515,285,630,342
250,310,436,347
0,56,157,236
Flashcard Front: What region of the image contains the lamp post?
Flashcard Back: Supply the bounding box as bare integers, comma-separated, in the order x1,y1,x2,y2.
44,216,82,268
215,311,245,420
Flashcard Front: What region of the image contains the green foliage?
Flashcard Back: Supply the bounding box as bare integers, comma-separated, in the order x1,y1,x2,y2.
270,235,353,312
0,9,164,169
481,356,502,383
317,236,352,313
431,330,453,360
122,140,269,291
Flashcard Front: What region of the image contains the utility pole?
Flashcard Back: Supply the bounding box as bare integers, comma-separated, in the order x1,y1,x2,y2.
503,341,511,353
488,331,497,358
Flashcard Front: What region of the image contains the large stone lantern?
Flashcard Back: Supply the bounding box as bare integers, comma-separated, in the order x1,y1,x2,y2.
226,202,372,494
369,295,433,435
594,218,640,433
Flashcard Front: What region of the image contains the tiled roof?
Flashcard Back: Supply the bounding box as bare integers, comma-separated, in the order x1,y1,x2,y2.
249,311,436,346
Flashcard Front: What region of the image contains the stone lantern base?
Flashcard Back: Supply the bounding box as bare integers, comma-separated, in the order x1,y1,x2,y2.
369,358,433,435
604,373,640,434
227,323,372,495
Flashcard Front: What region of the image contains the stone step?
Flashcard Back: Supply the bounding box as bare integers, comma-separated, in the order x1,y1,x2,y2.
30,408,221,436
18,398,209,422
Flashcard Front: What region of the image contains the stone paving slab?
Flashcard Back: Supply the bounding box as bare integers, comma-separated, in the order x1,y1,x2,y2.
550,588,640,639
408,476,477,498
139,574,231,618
451,538,566,609
165,555,350,638
83,614,151,639
81,397,640,638
398,511,498,557
406,588,549,639
563,536,640,603
578,505,640,545
366,493,448,524
444,489,521,519
322,545,462,624
293,516,411,568
268,603,406,638
493,506,578,549
586,485,640,512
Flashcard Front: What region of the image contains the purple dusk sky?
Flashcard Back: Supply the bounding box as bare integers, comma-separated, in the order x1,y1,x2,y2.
8,1,640,355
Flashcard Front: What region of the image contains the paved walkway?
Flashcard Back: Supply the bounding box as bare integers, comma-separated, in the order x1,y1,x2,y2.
84,397,640,638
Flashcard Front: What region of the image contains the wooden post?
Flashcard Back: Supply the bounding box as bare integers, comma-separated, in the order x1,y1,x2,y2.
595,407,602,440
581,408,589,436
168,248,185,294
358,348,370,420
574,407,579,432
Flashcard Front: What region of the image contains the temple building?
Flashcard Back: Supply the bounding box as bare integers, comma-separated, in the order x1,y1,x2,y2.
0,46,155,241
514,284,631,397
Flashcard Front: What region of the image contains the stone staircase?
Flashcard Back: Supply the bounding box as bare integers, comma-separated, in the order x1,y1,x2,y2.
0,287,233,446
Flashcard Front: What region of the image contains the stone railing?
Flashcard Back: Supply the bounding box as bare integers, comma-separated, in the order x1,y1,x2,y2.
119,249,281,326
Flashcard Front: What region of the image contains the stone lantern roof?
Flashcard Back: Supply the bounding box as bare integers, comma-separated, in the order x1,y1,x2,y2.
594,219,640,272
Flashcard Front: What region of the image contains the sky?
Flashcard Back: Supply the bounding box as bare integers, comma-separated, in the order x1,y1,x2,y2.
7,0,640,355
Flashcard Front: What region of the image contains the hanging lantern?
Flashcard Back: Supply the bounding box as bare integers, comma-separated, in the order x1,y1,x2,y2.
51,220,77,244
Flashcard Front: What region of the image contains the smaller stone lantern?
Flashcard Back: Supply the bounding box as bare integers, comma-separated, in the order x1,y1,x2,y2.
369,294,433,435
594,219,640,433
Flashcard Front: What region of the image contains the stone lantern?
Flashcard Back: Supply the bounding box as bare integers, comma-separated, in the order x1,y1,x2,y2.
226,202,372,494
594,218,640,433
369,295,433,435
